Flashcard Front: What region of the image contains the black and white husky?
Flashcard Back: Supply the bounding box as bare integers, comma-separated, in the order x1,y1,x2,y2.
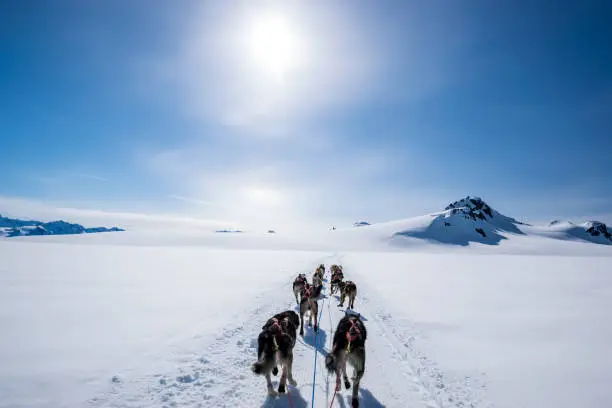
330,270,344,295
299,284,319,336
252,311,299,396
292,273,307,305
325,313,367,407
338,280,357,309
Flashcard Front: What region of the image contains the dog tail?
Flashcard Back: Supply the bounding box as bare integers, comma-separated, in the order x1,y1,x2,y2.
325,353,336,373
251,360,265,375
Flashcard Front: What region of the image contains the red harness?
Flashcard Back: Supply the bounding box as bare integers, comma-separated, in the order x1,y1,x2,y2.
346,318,361,343
269,317,288,335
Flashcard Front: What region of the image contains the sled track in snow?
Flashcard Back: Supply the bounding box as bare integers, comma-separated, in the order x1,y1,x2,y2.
90,253,491,408
89,255,338,408
356,292,493,408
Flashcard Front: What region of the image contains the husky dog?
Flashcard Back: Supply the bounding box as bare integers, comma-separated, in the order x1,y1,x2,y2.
312,267,324,298
339,280,357,309
298,283,319,336
330,264,343,275
311,281,323,299
312,271,323,288
311,283,323,298
292,273,307,305
325,313,367,407
330,269,344,295
315,264,325,277
313,267,324,284
252,311,300,396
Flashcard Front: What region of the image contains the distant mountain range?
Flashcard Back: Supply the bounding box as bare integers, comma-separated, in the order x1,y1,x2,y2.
0,214,124,237
349,196,612,246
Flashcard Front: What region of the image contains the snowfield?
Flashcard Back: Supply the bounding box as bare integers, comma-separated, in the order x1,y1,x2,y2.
1,228,611,408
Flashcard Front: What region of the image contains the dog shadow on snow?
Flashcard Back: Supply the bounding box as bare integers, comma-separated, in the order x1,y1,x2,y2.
336,388,385,408
301,326,328,357
260,386,308,408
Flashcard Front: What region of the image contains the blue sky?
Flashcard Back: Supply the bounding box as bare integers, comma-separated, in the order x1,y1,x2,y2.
2,0,611,229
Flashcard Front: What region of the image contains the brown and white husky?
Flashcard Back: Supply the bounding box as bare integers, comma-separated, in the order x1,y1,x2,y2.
325,313,367,407
252,310,300,396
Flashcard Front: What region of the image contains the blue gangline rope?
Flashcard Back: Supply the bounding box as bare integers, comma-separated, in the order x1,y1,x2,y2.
311,272,328,407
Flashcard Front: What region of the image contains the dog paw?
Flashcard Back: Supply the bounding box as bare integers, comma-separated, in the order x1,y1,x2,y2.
352,399,359,408
299,330,304,336
268,388,278,397
272,367,278,376
278,384,286,394
288,378,297,386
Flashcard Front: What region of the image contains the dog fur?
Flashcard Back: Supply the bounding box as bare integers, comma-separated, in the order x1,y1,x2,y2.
292,273,307,305
325,313,367,407
311,280,323,298
330,269,344,295
312,265,325,298
252,311,300,396
316,263,325,276
299,283,319,336
339,280,357,309
313,269,324,284
312,271,323,288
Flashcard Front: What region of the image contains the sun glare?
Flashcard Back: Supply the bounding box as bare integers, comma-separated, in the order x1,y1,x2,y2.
245,187,283,207
247,13,300,79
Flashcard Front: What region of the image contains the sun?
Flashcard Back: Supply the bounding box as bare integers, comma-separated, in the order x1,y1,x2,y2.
247,12,300,79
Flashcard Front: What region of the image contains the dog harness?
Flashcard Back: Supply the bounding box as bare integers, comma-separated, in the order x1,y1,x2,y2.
345,318,361,352
268,317,289,335
302,286,317,311
268,317,289,351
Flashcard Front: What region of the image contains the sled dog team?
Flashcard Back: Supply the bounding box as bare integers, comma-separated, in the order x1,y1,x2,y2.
252,264,366,407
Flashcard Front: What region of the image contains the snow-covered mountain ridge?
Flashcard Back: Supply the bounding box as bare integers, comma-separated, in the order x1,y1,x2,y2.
0,214,124,237
348,196,612,246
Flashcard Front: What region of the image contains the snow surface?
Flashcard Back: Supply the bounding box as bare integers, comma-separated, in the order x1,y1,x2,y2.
527,220,612,245
1,224,611,408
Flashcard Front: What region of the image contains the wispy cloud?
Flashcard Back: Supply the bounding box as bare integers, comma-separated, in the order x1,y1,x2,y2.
0,196,234,230
32,172,108,185
137,141,447,229
168,194,213,206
